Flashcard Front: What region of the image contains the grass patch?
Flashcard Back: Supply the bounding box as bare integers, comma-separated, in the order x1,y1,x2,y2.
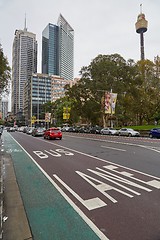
125,125,160,131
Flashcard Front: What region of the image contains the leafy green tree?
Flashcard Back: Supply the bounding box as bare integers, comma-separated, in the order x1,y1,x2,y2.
133,59,160,125
0,44,11,94
66,54,140,126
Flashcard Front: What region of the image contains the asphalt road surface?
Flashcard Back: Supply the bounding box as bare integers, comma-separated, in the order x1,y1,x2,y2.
3,131,160,240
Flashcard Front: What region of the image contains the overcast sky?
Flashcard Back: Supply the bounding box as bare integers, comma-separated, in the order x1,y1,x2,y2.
0,0,160,79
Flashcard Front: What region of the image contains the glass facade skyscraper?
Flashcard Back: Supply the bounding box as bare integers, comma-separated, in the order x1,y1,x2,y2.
42,23,59,75
42,14,74,81
12,27,37,116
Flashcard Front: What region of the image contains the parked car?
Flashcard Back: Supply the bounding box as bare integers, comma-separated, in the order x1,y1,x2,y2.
44,128,62,140
149,128,160,138
17,126,25,132
89,126,102,134
32,127,46,137
101,127,118,135
79,126,90,133
118,128,140,137
26,127,34,135
7,127,16,132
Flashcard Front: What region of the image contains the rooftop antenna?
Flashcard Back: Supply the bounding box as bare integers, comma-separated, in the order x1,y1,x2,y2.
24,12,27,31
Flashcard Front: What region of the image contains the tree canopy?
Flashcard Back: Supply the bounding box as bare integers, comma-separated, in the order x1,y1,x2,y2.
65,54,160,126
0,44,11,95
41,53,160,127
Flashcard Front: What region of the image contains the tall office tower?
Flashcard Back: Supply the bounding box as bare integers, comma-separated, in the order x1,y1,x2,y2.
42,14,74,81
42,23,59,75
12,23,37,116
135,4,148,60
57,14,74,81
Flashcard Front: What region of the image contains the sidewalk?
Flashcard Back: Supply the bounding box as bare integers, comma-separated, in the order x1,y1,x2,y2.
0,137,33,240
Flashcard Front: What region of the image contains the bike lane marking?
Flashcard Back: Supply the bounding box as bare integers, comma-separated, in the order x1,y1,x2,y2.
3,131,109,240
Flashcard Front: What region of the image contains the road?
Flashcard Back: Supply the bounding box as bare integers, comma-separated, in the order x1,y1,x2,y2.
3,130,160,240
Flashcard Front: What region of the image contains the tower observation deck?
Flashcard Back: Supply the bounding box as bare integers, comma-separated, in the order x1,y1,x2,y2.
135,5,148,60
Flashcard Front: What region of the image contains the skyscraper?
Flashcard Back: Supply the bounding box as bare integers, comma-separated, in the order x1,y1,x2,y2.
57,14,74,81
42,23,59,75
42,14,74,81
12,24,37,116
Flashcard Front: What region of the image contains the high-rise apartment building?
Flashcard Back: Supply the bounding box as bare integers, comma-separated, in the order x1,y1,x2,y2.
12,25,37,117
42,14,74,81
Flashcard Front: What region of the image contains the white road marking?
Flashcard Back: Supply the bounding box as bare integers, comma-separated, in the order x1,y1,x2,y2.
53,174,107,210
147,180,160,189
8,134,110,240
103,165,160,189
101,145,126,152
38,137,160,181
64,134,160,154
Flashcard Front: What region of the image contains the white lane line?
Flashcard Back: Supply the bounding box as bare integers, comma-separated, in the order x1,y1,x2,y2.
101,145,126,152
38,137,160,180
8,134,109,240
53,174,107,210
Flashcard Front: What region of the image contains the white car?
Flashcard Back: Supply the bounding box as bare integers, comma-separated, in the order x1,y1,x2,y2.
118,128,140,137
101,127,118,135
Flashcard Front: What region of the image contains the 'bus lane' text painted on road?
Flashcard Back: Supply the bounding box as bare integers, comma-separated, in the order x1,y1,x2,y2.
53,164,160,210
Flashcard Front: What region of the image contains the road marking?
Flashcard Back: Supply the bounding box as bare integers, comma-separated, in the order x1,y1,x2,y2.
104,165,160,189
101,145,126,152
53,174,107,210
53,163,159,210
8,135,109,240
33,149,74,159
45,150,61,157
38,138,160,181
63,134,160,154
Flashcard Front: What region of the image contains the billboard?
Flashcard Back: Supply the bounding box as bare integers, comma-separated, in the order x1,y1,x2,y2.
104,92,117,114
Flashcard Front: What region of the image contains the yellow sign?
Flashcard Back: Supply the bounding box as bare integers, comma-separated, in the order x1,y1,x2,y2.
31,116,36,123
63,113,70,120
63,107,71,120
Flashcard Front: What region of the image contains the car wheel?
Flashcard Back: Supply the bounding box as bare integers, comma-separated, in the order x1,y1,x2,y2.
128,133,132,137
59,137,62,140
149,134,153,138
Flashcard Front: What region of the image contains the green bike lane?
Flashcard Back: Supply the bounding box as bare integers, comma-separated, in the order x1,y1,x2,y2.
3,131,107,240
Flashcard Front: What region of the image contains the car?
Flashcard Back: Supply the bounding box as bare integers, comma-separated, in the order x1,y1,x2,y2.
149,128,160,138
89,126,102,134
7,127,16,132
118,128,140,137
101,127,118,135
32,127,46,137
44,128,62,140
26,127,34,135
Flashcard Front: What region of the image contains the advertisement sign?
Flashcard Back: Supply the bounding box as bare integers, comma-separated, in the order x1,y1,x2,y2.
63,107,71,120
45,112,51,122
104,92,117,114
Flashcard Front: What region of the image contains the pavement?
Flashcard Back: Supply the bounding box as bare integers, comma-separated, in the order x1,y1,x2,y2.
0,136,33,240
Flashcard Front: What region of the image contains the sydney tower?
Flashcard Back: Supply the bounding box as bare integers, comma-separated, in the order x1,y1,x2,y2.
135,5,148,60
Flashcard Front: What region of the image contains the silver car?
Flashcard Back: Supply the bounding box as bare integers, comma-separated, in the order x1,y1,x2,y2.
118,128,140,137
101,127,118,135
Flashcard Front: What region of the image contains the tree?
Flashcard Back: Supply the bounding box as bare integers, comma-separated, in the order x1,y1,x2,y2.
67,54,140,126
0,44,11,94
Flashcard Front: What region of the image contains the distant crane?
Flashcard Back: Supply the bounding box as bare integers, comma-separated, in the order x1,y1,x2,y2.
135,4,148,60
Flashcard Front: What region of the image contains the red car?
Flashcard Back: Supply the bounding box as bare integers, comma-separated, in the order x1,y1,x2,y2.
44,128,62,140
